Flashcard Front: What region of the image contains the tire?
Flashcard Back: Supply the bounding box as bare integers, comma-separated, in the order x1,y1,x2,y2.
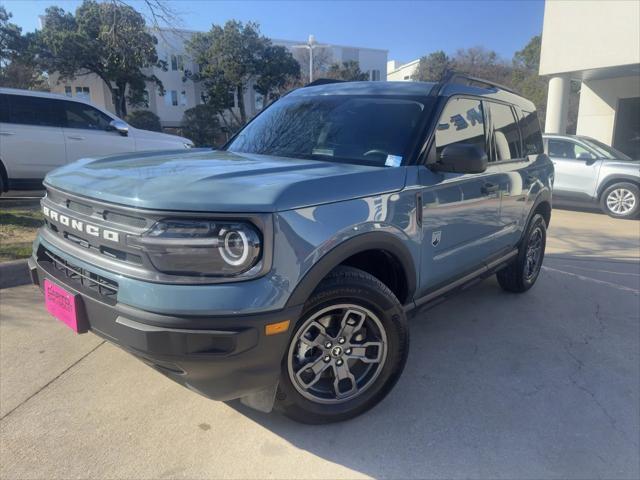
600,182,640,219
497,213,547,293
276,266,409,424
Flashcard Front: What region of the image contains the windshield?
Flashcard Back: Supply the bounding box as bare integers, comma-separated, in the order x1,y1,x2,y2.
227,95,428,167
581,138,633,161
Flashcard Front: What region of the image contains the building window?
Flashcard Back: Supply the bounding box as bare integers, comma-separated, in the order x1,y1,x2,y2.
75,86,90,100
64,86,72,97
171,90,178,106
180,90,187,106
404,75,410,80
370,70,381,81
171,54,184,71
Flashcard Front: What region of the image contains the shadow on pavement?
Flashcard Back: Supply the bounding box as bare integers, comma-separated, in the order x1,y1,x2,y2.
226,254,639,479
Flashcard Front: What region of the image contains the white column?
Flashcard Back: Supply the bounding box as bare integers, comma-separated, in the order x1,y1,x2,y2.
545,75,571,134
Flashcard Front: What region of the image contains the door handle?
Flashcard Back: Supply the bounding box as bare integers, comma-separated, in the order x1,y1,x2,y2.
0,131,15,136
481,182,500,194
67,135,85,140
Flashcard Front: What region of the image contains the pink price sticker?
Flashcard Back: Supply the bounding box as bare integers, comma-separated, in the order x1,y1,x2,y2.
44,279,80,333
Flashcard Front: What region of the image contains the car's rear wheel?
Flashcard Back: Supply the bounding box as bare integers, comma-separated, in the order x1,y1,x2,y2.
497,213,547,293
276,266,409,424
600,182,639,219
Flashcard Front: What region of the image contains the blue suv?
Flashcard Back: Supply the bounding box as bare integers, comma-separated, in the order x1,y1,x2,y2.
30,75,553,423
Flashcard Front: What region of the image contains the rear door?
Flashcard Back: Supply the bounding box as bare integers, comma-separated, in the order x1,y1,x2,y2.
546,137,602,199
62,100,134,162
0,93,67,181
484,101,529,251
418,96,504,294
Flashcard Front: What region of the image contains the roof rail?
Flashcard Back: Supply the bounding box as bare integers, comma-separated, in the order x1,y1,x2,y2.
429,71,519,96
304,78,346,88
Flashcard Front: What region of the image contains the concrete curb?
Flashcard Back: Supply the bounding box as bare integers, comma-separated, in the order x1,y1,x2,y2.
0,259,31,289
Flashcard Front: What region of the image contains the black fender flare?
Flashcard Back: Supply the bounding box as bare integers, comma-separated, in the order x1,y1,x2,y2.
524,188,552,233
285,231,417,309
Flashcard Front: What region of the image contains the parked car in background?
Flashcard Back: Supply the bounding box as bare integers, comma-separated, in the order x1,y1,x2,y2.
544,134,640,219
0,88,193,194
30,76,553,423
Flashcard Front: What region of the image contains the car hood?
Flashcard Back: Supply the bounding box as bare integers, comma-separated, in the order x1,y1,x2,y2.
44,150,407,212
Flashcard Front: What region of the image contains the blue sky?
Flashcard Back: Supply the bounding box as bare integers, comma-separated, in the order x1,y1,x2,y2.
3,0,545,61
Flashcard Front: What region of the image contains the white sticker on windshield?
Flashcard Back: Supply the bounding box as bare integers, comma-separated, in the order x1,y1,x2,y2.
385,155,403,167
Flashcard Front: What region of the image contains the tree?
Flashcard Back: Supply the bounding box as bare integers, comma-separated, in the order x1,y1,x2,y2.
181,104,222,147
0,6,47,90
292,46,332,83
452,46,513,86
411,50,452,82
36,0,164,117
253,45,300,107
187,20,300,128
326,60,369,81
126,110,161,131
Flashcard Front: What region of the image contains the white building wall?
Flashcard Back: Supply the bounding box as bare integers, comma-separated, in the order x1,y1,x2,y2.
576,75,640,145
540,0,640,76
387,59,419,81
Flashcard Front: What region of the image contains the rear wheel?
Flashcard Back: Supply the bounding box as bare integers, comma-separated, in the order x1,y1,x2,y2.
276,266,409,424
600,182,639,219
497,213,547,293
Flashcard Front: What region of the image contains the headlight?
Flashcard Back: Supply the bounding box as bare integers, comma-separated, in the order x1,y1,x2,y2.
138,219,261,276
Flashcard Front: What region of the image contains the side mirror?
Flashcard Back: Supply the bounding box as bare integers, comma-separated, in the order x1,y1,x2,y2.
108,119,129,136
435,143,488,174
577,152,593,161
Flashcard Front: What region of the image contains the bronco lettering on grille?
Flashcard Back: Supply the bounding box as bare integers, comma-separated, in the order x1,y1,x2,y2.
43,205,120,243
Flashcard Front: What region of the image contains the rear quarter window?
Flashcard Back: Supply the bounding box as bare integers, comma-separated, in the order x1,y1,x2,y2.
520,110,544,155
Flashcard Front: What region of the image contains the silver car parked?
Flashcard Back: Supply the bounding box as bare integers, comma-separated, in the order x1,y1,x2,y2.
544,134,640,218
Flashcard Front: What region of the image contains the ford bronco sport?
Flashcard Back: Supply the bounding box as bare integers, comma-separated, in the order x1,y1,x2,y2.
30,75,553,424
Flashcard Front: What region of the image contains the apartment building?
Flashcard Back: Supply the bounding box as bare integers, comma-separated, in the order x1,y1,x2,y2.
49,28,388,130
387,59,419,81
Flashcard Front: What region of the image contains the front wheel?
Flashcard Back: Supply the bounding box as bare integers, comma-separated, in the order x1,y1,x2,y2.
600,182,639,219
497,213,547,293
276,267,409,424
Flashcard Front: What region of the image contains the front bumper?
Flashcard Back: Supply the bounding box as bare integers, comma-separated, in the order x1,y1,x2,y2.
29,251,302,402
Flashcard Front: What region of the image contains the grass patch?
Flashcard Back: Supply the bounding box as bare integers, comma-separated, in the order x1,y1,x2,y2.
0,209,44,262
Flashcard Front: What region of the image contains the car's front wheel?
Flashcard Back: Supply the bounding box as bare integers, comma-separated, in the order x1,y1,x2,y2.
600,182,640,219
276,266,409,424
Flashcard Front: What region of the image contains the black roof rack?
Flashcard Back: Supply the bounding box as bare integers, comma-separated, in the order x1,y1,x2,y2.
429,71,519,97
304,78,346,88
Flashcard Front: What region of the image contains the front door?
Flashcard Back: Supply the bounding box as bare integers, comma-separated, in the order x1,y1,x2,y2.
418,97,503,296
61,100,134,163
547,137,602,200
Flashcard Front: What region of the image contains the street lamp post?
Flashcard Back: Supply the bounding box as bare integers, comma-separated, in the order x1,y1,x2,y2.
293,34,327,83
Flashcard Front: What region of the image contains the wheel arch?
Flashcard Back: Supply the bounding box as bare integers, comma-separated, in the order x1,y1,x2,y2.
285,231,417,309
597,175,640,200
0,158,8,192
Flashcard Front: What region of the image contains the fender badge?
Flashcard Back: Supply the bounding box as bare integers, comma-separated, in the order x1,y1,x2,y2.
432,231,442,247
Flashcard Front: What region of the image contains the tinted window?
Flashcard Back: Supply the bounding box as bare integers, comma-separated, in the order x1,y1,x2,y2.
4,94,63,127
520,110,543,155
64,101,112,130
0,94,8,123
435,97,486,159
228,95,426,167
488,102,520,161
548,139,596,160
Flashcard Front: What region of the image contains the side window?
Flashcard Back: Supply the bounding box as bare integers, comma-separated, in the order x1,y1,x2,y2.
488,102,521,161
0,94,8,123
519,110,543,155
547,139,595,159
4,95,63,127
64,101,113,130
435,97,486,159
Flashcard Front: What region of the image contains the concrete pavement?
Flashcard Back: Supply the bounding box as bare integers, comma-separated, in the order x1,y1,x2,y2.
1,208,638,479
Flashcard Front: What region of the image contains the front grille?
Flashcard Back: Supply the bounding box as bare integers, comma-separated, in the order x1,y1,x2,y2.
40,247,119,302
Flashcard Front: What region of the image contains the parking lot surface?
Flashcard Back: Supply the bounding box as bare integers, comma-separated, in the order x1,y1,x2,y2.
1,208,639,479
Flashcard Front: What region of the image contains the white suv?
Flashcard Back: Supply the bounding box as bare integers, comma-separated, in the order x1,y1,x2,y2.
0,88,193,193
